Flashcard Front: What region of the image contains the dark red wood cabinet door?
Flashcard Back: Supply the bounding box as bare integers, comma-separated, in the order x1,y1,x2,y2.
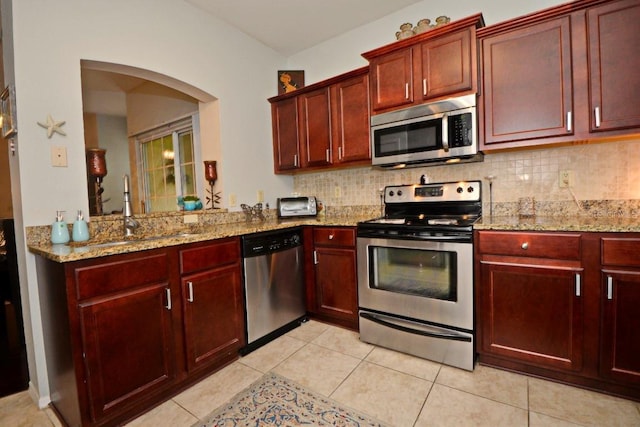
299,87,332,167
479,262,584,372
79,283,176,422
370,49,413,112
271,97,300,172
600,270,640,385
314,246,358,326
420,28,473,100
182,264,245,373
481,16,573,145
587,0,640,132
332,73,370,163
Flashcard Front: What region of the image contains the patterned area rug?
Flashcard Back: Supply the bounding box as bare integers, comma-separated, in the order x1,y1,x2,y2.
195,373,388,427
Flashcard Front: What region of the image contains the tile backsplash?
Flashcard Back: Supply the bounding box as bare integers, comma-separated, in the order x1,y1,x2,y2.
294,137,640,217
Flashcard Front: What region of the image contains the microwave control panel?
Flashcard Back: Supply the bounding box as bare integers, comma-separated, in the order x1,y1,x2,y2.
449,113,474,147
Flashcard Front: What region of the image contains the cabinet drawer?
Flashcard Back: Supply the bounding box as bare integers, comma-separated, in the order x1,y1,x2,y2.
75,252,170,300
601,238,640,267
180,238,240,274
314,227,355,247
478,231,581,260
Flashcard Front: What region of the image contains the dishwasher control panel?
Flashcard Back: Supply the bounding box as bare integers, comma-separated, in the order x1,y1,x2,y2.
242,228,303,257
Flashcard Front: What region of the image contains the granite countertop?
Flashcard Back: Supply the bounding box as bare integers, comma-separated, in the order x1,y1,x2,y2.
30,212,640,263
474,215,640,233
28,214,375,263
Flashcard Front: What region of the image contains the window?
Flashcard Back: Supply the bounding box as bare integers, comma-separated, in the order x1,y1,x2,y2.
135,115,200,212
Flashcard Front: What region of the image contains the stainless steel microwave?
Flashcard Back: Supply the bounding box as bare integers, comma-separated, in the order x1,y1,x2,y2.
370,94,481,168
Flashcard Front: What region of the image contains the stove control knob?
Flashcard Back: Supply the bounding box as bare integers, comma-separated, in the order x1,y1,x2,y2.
457,187,464,193
467,186,474,193
389,190,395,197
397,190,403,196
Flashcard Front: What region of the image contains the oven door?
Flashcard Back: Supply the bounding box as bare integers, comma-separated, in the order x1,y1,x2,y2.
357,236,473,331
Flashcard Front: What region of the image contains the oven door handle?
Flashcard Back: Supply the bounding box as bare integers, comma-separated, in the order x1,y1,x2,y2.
360,312,471,342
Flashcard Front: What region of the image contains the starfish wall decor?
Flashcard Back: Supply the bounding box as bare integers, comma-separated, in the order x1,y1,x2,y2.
38,114,66,138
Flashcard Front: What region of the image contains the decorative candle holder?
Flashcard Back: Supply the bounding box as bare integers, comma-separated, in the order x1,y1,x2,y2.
87,148,107,215
204,160,221,209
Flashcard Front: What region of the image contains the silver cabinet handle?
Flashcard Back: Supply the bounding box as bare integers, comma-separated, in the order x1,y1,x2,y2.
521,242,529,250
595,107,601,128
165,288,172,310
575,273,581,297
423,78,427,96
326,148,330,163
567,111,572,132
338,146,342,160
405,83,409,100
293,154,298,167
313,250,318,265
187,281,194,303
607,276,613,300
328,234,334,240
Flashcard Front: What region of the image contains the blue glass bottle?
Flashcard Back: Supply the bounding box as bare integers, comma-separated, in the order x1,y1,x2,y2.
51,211,70,244
72,210,90,242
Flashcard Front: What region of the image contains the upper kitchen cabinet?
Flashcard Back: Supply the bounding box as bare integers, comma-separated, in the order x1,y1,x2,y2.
330,71,371,164
479,16,573,146
478,0,640,151
269,67,370,174
298,87,332,168
587,0,640,132
363,14,483,115
271,97,301,172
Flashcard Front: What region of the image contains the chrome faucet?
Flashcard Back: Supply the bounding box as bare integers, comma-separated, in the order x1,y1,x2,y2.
123,174,140,237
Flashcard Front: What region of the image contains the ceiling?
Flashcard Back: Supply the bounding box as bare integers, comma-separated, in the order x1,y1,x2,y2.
184,0,424,56
83,0,424,116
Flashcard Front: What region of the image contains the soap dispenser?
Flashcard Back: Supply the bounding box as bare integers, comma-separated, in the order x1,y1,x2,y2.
51,211,70,244
72,210,90,242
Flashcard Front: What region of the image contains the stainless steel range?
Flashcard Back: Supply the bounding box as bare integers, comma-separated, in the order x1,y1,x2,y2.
357,180,481,371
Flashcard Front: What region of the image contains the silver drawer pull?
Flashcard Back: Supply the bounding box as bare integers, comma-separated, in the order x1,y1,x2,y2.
405,83,409,100
607,276,613,300
595,107,601,128
567,111,572,132
187,281,194,303
165,288,172,310
328,234,334,240
521,242,529,250
575,273,581,297
423,78,427,95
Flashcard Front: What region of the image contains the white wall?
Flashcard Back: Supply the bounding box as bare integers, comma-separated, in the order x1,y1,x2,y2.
288,0,569,84
97,115,129,214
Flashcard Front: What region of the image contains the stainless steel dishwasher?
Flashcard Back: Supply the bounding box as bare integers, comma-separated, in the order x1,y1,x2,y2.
241,227,306,353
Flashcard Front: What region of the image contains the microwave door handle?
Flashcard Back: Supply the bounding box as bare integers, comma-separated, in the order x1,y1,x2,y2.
441,113,449,151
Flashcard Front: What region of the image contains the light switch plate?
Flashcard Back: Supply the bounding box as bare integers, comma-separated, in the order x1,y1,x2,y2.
51,146,67,167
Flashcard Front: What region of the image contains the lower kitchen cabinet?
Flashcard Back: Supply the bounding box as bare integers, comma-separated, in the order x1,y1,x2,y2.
36,238,245,427
475,230,640,401
477,231,584,372
180,239,245,373
600,237,640,386
306,226,358,330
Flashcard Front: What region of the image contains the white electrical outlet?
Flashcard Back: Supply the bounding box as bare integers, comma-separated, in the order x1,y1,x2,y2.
257,190,264,203
559,170,574,188
51,146,68,167
229,193,237,207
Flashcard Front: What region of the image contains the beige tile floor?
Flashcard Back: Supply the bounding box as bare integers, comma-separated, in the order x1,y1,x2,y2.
2,320,640,427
